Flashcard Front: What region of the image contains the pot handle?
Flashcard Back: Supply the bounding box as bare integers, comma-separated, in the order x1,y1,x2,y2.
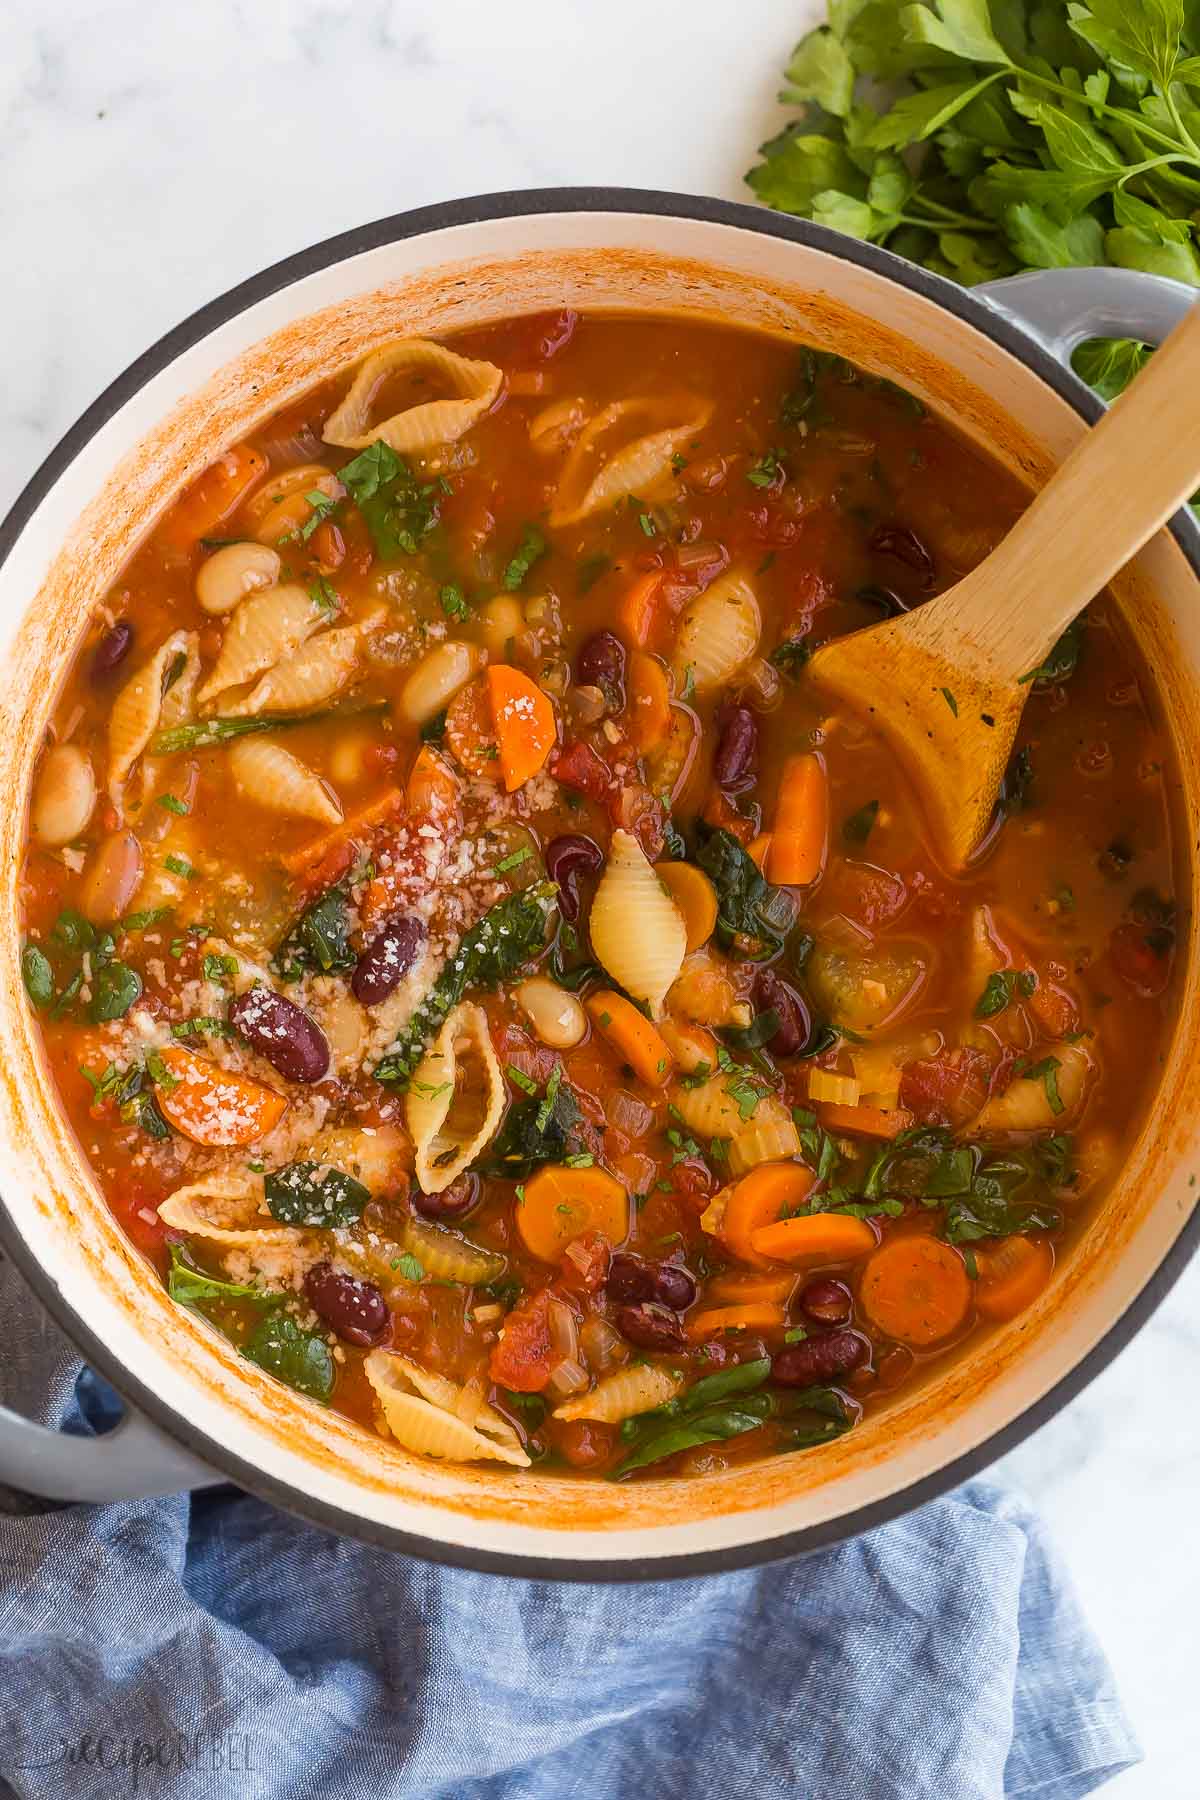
0,1395,222,1507
976,265,1198,362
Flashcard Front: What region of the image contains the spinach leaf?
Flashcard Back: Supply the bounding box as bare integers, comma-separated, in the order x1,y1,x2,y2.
684,1356,772,1410
265,1161,370,1228
476,1076,585,1179
89,960,142,1023
774,1384,855,1452
338,440,448,560
375,883,557,1086
242,1314,334,1401
693,827,797,961
168,1244,277,1308
21,945,53,1009
274,885,355,982
614,1396,774,1477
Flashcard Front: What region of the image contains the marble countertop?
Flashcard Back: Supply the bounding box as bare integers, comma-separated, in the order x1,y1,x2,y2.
3,2,1197,1791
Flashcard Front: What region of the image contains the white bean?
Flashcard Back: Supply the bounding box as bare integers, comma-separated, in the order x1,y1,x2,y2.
32,744,96,846
81,830,143,924
514,976,586,1049
481,595,524,658
195,542,281,615
399,640,484,726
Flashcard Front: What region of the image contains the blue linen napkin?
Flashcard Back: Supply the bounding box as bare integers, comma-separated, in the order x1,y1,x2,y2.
0,1253,1140,1800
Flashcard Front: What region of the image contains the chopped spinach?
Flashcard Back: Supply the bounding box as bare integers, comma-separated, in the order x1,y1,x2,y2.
375,882,557,1085
265,1161,370,1228
242,1313,334,1402
693,827,797,961
168,1245,277,1309
89,961,142,1024
612,1357,775,1477
21,945,53,1009
274,885,355,982
477,1077,585,1180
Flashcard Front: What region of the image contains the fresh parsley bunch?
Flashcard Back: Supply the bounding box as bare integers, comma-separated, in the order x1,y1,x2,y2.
747,0,1200,409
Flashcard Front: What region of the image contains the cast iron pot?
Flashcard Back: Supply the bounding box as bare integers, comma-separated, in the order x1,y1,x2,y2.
0,190,1197,1578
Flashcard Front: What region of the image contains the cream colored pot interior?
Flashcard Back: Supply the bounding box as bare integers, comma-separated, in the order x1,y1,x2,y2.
1,210,1197,1565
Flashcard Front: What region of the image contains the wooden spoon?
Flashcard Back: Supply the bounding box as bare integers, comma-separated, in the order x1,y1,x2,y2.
806,302,1200,869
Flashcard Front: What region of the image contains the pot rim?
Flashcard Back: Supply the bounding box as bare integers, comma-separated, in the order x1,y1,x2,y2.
2,186,1197,1580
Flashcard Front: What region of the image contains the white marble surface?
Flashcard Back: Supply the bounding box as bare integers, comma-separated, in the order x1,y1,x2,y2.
2,1,1198,1791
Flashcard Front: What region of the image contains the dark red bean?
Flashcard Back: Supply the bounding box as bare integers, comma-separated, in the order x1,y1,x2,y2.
575,630,626,709
654,1263,698,1311
410,1173,480,1223
869,524,935,588
304,1262,389,1347
91,621,134,679
607,1252,657,1304
615,1301,687,1352
772,1329,869,1387
230,985,329,1084
713,703,757,789
351,913,425,1006
751,968,810,1060
799,1278,853,1325
543,833,604,923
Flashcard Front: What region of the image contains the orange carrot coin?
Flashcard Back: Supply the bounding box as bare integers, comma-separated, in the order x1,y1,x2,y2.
860,1237,972,1347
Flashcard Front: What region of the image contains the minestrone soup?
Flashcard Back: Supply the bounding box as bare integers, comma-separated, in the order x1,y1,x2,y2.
19,312,1179,1479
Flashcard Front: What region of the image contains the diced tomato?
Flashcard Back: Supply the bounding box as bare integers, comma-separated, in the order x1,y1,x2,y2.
558,1230,610,1293
493,1021,560,1093
899,1048,992,1129
488,1287,555,1393
111,1174,171,1257
553,739,613,802
293,840,357,905
669,1159,716,1207
821,860,908,932
906,867,964,924
546,1417,617,1470
1108,921,1172,997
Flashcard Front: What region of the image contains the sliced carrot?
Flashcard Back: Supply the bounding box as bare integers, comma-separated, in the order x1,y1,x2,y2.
517,1164,629,1263
748,832,772,871
707,1269,799,1305
619,571,665,648
585,990,674,1088
975,1234,1054,1322
406,744,460,813
686,1302,785,1338
155,1046,287,1149
159,444,268,554
765,753,828,886
751,1213,877,1266
486,664,556,793
628,650,672,751
279,787,405,877
721,1163,815,1270
817,1101,915,1141
656,862,717,951
445,675,499,777
860,1236,971,1347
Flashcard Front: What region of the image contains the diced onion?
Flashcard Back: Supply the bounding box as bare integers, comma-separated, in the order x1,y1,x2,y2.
547,1296,579,1362
579,1316,629,1376
546,1356,590,1400
609,1088,656,1139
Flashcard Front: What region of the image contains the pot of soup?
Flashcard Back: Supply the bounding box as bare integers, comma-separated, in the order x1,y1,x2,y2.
0,191,1196,1577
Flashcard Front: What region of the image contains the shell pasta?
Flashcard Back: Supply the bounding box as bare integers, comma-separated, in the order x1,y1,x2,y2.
17,309,1176,1483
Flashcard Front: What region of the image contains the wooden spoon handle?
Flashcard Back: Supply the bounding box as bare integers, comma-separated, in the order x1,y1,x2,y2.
952,300,1200,680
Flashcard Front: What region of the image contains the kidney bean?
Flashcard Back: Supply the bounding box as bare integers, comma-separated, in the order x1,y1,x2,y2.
615,1301,687,1352
230,986,330,1084
869,524,935,588
411,1173,480,1223
654,1263,698,1311
772,1329,869,1387
607,1252,657,1304
91,620,134,680
543,833,604,922
713,703,757,789
799,1278,853,1326
575,630,626,709
351,913,425,1006
751,968,810,1060
304,1262,389,1347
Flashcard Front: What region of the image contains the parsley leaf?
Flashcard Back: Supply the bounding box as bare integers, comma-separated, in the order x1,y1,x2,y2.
338,440,448,560
502,524,547,590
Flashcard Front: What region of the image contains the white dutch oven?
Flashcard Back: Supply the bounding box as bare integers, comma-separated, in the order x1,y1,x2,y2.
0,191,1197,1578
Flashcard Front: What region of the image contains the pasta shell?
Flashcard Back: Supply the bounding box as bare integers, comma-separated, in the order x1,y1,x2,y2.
322,339,503,455
364,1350,530,1467
549,394,711,527
225,615,380,717
108,630,193,802
197,584,326,705
672,570,762,694
971,1041,1092,1133
552,1363,683,1423
228,737,343,825
406,1001,505,1194
158,1174,300,1249
727,1105,802,1178
589,829,687,1019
